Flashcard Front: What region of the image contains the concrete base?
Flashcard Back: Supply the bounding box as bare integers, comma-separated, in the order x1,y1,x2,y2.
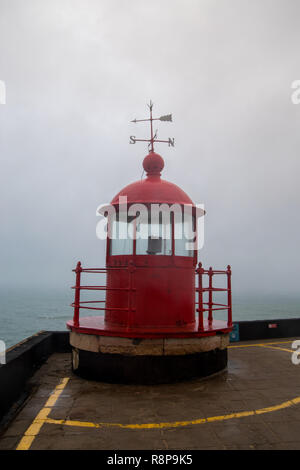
70,332,229,384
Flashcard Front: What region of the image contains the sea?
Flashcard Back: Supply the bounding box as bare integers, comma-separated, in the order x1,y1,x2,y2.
1,287,300,348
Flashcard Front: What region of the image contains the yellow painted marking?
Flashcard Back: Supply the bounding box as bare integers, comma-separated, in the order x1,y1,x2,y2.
229,340,296,349
43,394,300,430
258,344,294,353
16,377,69,451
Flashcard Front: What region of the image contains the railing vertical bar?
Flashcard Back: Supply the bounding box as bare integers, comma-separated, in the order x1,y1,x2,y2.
197,262,204,332
227,265,232,327
208,266,213,327
73,261,82,327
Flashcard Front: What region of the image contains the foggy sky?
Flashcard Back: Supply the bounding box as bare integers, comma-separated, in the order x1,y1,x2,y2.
0,0,299,295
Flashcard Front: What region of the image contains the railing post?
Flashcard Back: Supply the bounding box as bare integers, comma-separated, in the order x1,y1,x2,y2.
227,264,232,327
73,261,82,327
196,262,204,332
208,266,213,327
128,261,135,327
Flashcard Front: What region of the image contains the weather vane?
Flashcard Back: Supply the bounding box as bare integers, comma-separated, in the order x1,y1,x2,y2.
130,101,174,152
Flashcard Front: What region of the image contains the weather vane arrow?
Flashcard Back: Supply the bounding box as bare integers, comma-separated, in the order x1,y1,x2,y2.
130,101,174,152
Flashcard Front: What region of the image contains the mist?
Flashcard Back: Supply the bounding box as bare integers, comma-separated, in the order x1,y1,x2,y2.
0,0,299,296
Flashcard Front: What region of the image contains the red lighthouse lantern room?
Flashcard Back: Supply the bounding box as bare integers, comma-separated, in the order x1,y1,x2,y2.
67,103,233,384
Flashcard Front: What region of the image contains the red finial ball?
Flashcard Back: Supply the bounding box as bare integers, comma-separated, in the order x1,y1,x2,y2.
143,152,164,176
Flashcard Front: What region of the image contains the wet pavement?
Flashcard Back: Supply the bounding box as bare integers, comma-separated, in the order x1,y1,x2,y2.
1,338,300,450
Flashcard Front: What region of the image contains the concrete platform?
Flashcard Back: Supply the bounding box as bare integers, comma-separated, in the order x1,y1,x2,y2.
1,337,300,450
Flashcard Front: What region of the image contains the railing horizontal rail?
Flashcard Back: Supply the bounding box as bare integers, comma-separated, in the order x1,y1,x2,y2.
199,307,229,312
203,302,229,307
72,267,130,273
196,302,229,308
71,304,131,312
72,286,136,291
198,270,228,274
198,287,228,292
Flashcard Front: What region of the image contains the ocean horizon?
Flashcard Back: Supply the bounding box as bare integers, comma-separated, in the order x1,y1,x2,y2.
1,286,300,348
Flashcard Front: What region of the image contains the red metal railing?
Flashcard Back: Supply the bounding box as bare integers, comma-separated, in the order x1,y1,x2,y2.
71,261,136,327
71,261,232,331
195,262,232,332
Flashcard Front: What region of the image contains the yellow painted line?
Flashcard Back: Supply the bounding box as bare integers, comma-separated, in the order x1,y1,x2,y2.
43,394,300,430
16,377,69,451
229,340,296,349
257,344,294,353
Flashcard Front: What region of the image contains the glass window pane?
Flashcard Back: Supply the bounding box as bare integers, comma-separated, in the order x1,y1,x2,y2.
174,213,195,257
136,217,172,256
110,219,133,255
135,222,149,255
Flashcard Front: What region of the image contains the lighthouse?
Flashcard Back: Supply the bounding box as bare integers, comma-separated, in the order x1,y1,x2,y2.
67,102,233,384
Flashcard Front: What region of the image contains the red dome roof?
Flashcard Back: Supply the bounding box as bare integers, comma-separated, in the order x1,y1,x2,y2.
111,177,194,206
111,152,194,206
